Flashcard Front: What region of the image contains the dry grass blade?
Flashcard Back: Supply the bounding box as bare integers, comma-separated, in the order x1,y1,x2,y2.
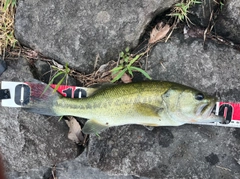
149,22,170,44
216,165,231,172
0,0,18,56
72,60,116,86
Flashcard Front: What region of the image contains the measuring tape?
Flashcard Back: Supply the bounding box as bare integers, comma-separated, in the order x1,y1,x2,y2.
1,81,239,128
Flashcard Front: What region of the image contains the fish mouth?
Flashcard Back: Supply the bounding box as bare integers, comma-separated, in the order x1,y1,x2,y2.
201,102,215,117
196,101,216,118
194,100,224,123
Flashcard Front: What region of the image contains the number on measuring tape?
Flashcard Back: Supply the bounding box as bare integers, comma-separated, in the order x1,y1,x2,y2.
14,84,30,105
218,104,233,123
61,87,87,98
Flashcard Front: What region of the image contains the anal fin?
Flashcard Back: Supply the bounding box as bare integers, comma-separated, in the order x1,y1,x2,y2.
82,119,109,134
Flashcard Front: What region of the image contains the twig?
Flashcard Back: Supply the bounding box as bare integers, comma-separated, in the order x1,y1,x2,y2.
94,53,100,70
216,165,231,172
51,164,58,179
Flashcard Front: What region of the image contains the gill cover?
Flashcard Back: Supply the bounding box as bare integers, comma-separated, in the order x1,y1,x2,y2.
162,86,215,123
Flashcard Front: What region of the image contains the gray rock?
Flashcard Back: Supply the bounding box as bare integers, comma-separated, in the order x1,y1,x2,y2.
1,58,152,179
89,125,240,179
87,34,240,178
146,33,240,101
0,58,7,76
15,0,178,73
215,0,240,43
7,166,49,179
7,151,148,179
56,151,149,179
33,59,82,86
187,0,217,27
9,0,240,178
0,58,78,172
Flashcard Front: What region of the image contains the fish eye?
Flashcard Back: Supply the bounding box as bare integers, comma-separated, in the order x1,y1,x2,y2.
195,93,204,100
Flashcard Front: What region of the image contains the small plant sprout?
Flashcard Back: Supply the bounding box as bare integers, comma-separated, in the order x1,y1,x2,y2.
168,0,201,25
214,0,224,11
220,1,224,10
58,116,64,122
111,47,152,83
42,63,71,95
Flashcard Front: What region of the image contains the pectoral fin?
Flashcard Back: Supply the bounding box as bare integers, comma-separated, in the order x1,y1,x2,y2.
134,103,163,117
82,119,109,134
134,103,184,126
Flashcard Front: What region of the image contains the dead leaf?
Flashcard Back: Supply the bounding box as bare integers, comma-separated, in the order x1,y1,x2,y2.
149,22,170,44
121,73,132,83
65,117,84,144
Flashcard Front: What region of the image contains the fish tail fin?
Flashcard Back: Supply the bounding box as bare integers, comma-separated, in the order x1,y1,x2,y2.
22,81,62,116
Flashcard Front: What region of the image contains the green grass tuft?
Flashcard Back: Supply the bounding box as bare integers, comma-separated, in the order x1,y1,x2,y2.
111,47,152,82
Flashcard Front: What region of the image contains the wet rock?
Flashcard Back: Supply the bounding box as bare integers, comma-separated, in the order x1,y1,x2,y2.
15,0,178,73
0,58,78,172
88,124,240,178
171,0,240,45
88,125,175,177
7,166,49,179
87,33,240,178
215,0,240,43
232,128,240,141
0,58,7,76
147,32,240,102
205,153,219,166
7,151,148,179
187,0,217,27
9,0,240,178
55,151,148,179
33,59,82,86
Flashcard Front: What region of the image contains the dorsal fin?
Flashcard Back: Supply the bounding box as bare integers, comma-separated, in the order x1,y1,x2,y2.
87,83,117,96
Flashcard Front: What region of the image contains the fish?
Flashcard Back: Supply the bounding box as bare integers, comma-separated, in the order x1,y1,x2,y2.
22,80,224,134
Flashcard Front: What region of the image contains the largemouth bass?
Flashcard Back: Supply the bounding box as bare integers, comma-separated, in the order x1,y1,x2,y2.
23,81,224,134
